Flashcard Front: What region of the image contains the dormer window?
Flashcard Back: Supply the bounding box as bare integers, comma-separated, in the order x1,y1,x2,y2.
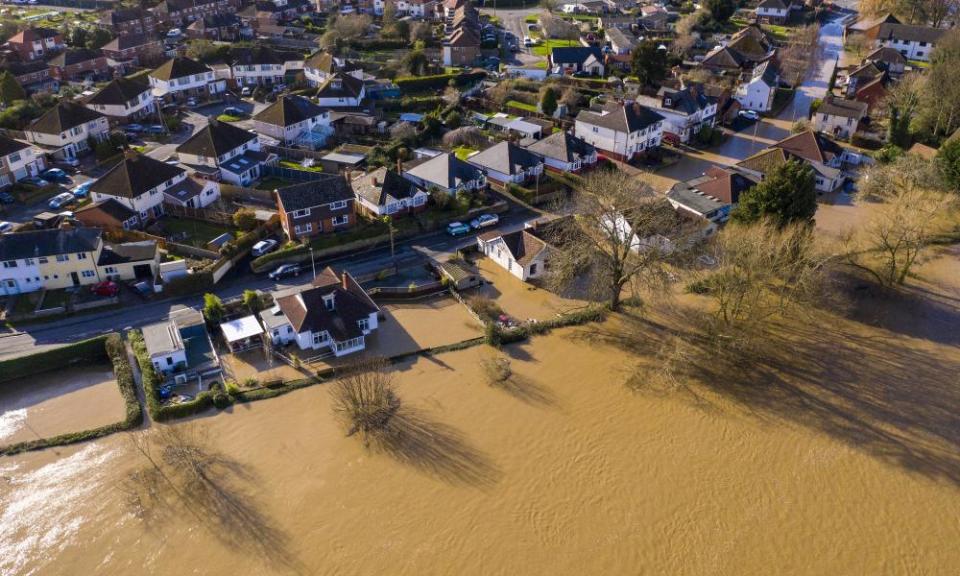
323,293,335,310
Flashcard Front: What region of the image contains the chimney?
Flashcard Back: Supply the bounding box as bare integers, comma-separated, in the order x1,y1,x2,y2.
396,157,402,173
372,176,379,186
341,271,349,291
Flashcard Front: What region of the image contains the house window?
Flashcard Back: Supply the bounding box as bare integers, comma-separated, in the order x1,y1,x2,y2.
529,263,538,275
2,261,16,268
358,318,369,331
329,200,348,210
77,252,87,260
104,266,117,274
56,254,69,262
291,208,311,218
81,270,96,278
294,223,313,235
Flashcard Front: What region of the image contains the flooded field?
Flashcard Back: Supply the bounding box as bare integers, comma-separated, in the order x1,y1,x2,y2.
0,366,124,449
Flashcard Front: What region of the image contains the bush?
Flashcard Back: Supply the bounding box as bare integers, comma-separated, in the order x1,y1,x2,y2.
233,207,257,231
395,71,485,94
203,293,225,324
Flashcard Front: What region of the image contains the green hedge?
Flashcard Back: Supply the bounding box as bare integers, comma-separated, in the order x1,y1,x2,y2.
0,333,143,456
486,304,609,346
0,335,108,384
395,71,486,94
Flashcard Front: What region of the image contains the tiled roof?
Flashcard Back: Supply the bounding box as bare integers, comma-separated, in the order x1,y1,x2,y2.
48,48,103,67
316,73,364,99
550,46,603,66
352,168,419,206
404,152,483,190
91,153,186,199
253,95,326,127
771,129,844,164
28,102,104,135
275,268,378,340
149,57,211,81
478,229,547,267
8,27,59,44
275,176,353,211
176,119,256,159
86,76,150,106
576,102,663,134
817,96,868,119
75,198,137,222
524,131,595,163
467,141,541,175
102,33,158,51
96,241,157,266
0,228,101,262
0,134,30,159
876,23,946,44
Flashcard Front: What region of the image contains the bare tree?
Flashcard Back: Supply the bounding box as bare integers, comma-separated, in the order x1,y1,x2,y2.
779,24,821,88
672,10,703,57
442,126,488,148
330,358,400,444
546,168,693,310
390,121,418,143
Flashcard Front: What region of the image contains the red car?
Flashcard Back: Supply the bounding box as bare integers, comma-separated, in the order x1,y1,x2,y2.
91,281,119,297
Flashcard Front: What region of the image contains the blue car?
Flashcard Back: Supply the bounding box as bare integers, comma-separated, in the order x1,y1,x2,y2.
71,181,94,198
41,168,70,183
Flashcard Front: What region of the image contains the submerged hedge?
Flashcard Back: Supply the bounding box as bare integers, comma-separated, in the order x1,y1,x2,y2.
0,335,109,385
0,333,143,456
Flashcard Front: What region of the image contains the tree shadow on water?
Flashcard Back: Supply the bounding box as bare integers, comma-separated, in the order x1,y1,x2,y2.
122,426,305,574
370,406,501,488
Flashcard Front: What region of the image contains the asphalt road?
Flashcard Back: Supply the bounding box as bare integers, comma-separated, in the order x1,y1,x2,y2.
481,6,544,66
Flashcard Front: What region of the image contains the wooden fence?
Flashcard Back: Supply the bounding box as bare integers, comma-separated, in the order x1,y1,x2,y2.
219,183,276,207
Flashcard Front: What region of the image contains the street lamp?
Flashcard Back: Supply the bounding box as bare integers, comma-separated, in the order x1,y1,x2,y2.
309,246,316,281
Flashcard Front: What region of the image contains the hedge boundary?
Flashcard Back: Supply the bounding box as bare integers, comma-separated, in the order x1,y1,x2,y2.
0,335,108,385
0,333,143,456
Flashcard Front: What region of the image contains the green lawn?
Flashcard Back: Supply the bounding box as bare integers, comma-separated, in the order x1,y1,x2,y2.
761,24,791,42
907,59,930,69
254,177,297,191
453,146,478,160
279,160,323,173
162,218,239,248
524,14,539,23
564,14,599,22
310,220,390,251
532,38,579,57
507,99,538,112
216,114,243,122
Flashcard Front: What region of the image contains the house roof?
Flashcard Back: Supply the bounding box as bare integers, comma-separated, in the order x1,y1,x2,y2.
446,25,480,47
757,0,788,10
817,96,868,119
738,145,841,181
177,119,256,159
467,141,541,175
352,168,420,206
304,51,335,72
230,46,288,66
864,46,907,66
0,228,101,262
605,27,637,49
404,152,483,190
8,27,59,44
753,59,779,85
96,240,157,266
876,23,946,44
771,129,845,164
102,33,157,52
28,102,104,135
669,165,758,211
847,12,900,33
655,85,716,115
907,142,938,160
275,268,378,341
49,48,103,68
162,177,206,204
524,130,596,163
86,76,150,106
275,176,353,211
667,184,726,215
220,150,269,175
75,198,138,222
551,46,603,66
576,101,664,134
701,46,747,69
220,315,263,343
316,73,364,100
0,134,30,159
107,7,152,24
91,153,186,199
149,57,211,81
848,61,883,81
189,12,240,29
253,95,326,127
477,229,547,267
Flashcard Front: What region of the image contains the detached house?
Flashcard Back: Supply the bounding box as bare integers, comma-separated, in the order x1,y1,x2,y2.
90,152,193,221
0,135,45,190
755,0,795,24
574,101,664,161
262,267,379,357
638,85,718,144
352,167,428,217
467,141,544,186
874,22,945,62
667,165,759,226
402,152,486,195
228,46,289,87
814,96,868,140
315,73,366,107
24,102,109,162
735,60,779,112
176,119,273,186
701,25,774,76
148,57,226,103
477,229,551,281
252,94,331,146
275,176,355,240
5,27,63,61
48,48,110,84
85,76,155,122
737,130,850,193
605,27,637,56
524,130,598,173
100,34,164,67
549,46,605,76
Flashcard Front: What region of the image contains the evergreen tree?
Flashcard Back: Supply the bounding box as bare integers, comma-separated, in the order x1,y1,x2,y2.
539,87,558,117
937,138,960,192
631,40,667,87
733,160,817,227
0,72,26,106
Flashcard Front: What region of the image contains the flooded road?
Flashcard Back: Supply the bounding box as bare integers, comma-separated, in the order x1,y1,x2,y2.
2,299,959,576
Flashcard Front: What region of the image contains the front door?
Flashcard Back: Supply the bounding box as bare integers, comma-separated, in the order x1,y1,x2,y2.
70,271,80,286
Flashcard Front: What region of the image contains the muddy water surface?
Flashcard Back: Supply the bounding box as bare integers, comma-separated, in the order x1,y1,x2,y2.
2,315,959,576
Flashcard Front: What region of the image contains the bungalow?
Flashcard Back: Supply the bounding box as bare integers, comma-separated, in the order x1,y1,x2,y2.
84,76,156,122
176,119,273,186
0,135,46,190
574,101,664,161
89,151,192,221
315,73,366,107
735,60,779,112
402,152,486,195
467,141,544,186
477,228,550,281
605,27,637,56
100,34,165,67
638,5,668,29
814,96,868,140
666,165,759,225
24,102,109,162
148,57,226,103
638,85,718,144
524,130,598,173
74,198,142,230
48,48,110,84
862,46,907,75
261,267,379,358
352,167,429,217
252,95,331,146
141,308,215,376
737,130,850,192
275,176,355,240
4,27,63,62
549,46,605,76
0,228,158,294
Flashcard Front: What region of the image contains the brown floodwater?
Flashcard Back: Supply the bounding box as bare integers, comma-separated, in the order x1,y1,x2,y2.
3,247,960,575
0,366,124,449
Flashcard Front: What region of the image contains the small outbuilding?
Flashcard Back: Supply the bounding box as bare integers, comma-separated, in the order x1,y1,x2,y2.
220,315,264,353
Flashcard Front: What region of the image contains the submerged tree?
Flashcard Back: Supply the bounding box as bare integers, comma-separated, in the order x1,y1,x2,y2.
331,358,400,444
732,159,817,227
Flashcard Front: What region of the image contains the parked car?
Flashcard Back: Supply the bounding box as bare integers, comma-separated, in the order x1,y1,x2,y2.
523,35,533,47
222,106,246,117
470,214,499,230
268,263,301,280
144,124,166,134
20,176,48,187
738,109,759,121
446,222,471,237
252,238,279,257
125,123,144,133
91,281,119,297
166,28,182,37
62,157,80,167
58,210,75,219
0,192,15,204
41,168,70,183
186,97,198,107
0,221,14,234
241,86,252,97
48,192,75,209
71,181,94,197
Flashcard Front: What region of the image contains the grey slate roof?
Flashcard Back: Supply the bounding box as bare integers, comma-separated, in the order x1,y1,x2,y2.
817,96,868,119
0,228,102,262
404,153,483,190
576,102,664,134
29,102,104,135
254,95,327,127
524,131,596,163
149,57,211,81
96,241,157,266
353,168,419,206
91,153,186,199
551,46,603,66
87,76,150,106
49,48,103,67
177,119,256,159
667,185,726,215
467,141,541,175
276,176,353,211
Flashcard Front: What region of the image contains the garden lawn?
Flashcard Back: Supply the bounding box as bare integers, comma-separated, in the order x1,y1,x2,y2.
279,160,323,173
254,177,297,191
453,146,478,160
532,38,578,57
163,219,239,248
507,100,538,112
216,114,243,122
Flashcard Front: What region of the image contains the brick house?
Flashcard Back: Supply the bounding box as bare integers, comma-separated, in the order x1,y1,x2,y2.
5,60,57,93
101,34,165,67
4,27,63,62
99,7,160,36
185,13,243,41
153,0,241,27
275,176,355,240
48,48,110,83
74,198,142,230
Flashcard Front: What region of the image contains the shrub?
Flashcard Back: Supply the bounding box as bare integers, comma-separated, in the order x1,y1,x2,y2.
202,293,225,324
468,295,503,322
233,207,257,231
